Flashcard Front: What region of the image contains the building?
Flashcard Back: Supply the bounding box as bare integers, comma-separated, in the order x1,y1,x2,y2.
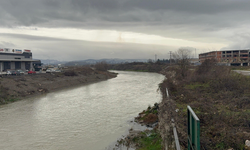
0,48,41,72
199,49,250,66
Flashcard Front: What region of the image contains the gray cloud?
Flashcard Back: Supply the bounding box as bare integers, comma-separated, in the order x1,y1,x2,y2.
0,0,250,57
0,33,174,60
1,0,250,30
0,41,16,48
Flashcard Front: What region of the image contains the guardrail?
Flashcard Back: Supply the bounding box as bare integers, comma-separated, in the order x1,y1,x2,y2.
172,119,181,150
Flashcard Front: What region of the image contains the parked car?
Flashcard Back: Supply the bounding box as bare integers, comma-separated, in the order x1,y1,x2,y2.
15,70,21,75
0,72,7,77
16,70,25,75
55,69,61,72
9,70,20,76
46,69,55,73
6,71,12,76
28,70,36,74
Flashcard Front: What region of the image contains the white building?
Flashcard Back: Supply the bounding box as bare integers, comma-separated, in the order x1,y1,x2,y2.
0,48,40,72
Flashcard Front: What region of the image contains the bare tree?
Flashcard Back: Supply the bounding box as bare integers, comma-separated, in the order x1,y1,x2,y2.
94,61,108,71
173,48,191,78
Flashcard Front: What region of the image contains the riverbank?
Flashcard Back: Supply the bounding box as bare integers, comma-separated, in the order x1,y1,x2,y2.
114,103,163,150
111,62,250,150
0,66,117,105
159,60,250,149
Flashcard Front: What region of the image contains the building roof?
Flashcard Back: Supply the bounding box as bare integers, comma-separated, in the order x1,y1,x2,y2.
0,59,39,62
200,49,250,55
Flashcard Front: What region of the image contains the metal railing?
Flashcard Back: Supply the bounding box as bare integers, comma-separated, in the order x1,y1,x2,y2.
187,105,200,150
172,120,181,150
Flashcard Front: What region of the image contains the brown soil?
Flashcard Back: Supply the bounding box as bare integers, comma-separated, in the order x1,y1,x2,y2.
0,67,117,104
135,103,159,127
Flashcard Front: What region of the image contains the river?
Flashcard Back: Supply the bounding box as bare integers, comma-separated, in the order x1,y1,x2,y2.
0,71,165,150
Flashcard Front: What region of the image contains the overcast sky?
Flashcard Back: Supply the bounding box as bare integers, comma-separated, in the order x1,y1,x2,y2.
0,0,250,61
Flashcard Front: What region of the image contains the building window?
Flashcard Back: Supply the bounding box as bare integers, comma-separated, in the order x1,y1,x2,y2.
15,62,21,69
25,62,30,70
3,62,11,71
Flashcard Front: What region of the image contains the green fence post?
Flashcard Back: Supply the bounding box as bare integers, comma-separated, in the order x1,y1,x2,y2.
187,105,200,150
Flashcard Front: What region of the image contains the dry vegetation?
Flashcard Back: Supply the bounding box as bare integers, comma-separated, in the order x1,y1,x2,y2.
0,66,117,105
94,61,108,71
160,59,250,150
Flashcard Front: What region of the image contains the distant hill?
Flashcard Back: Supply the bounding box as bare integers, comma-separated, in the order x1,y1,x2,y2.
39,59,68,65
64,59,148,66
38,58,148,66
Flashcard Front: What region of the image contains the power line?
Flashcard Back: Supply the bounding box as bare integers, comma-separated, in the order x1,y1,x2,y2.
170,51,172,65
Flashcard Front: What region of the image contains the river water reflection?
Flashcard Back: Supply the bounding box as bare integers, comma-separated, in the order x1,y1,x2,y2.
0,71,165,150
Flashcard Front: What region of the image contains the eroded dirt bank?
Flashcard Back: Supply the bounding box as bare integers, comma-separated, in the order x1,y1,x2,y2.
0,67,117,104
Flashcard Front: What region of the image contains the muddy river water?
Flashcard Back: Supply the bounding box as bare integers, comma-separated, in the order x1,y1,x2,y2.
0,71,165,150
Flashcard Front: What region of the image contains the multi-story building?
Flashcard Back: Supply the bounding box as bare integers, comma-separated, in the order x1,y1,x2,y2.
199,50,250,66
0,48,40,72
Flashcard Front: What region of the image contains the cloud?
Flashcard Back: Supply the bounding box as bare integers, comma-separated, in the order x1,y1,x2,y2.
0,33,176,60
1,1,250,33
0,0,250,59
0,41,16,48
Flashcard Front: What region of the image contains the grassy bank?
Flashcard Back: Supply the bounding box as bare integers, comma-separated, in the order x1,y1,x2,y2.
133,129,162,150
160,59,250,149
115,104,163,150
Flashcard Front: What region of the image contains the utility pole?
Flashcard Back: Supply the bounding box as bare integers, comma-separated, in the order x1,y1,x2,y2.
170,51,172,65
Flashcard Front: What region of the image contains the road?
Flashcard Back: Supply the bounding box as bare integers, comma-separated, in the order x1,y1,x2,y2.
233,70,250,75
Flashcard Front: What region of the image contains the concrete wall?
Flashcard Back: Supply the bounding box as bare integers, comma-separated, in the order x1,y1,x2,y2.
30,62,33,71
0,62,2,72
21,62,26,70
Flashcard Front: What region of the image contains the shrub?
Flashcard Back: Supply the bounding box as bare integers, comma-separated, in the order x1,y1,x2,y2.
94,61,108,71
64,70,78,76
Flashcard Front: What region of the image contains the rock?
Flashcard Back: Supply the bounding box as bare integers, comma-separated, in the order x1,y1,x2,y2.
246,140,250,150
152,122,158,128
38,89,43,92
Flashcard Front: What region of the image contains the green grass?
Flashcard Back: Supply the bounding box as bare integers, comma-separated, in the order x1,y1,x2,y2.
176,103,187,113
215,142,225,149
185,82,210,90
136,130,162,150
7,98,18,102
